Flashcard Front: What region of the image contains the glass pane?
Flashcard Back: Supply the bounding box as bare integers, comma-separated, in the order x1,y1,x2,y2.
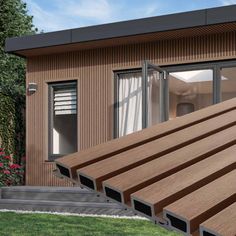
220,67,236,102
51,84,77,155
118,72,142,137
147,70,160,126
53,114,77,154
169,69,213,119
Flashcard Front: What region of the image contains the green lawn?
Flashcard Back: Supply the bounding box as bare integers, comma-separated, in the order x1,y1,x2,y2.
0,212,179,236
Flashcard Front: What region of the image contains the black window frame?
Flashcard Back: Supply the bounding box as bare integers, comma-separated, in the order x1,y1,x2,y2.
48,80,78,161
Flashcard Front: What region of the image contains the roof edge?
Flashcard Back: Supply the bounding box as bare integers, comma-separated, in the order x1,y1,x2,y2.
5,4,236,55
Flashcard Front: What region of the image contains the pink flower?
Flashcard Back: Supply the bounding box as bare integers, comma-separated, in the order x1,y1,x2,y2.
0,152,5,155
0,148,3,151
0,163,3,168
9,164,21,169
3,170,10,175
4,156,11,160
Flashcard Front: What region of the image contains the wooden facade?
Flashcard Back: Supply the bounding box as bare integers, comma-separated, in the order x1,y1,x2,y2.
26,28,236,186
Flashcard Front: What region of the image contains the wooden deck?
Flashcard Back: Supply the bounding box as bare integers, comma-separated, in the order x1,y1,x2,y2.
55,98,236,236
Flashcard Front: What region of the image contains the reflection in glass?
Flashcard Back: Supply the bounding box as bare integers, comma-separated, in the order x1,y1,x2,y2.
169,69,213,119
220,67,236,102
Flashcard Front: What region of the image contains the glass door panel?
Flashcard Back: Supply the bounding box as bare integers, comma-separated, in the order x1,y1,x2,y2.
142,61,168,127
147,70,161,126
220,66,236,101
169,69,213,119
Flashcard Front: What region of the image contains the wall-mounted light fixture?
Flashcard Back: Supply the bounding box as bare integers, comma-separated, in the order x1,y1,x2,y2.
28,82,37,94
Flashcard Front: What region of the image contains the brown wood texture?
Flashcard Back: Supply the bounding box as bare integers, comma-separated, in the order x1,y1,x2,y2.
131,145,236,217
163,170,236,234
77,110,236,189
103,126,236,203
200,202,236,236
26,29,236,186
57,98,236,180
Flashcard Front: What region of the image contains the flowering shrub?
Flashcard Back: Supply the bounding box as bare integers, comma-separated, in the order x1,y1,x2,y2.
0,148,24,187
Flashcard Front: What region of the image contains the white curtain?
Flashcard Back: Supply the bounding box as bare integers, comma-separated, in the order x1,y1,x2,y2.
118,72,142,137
147,71,160,126
118,70,160,137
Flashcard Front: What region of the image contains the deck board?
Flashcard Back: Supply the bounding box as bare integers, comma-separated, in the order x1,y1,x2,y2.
55,98,236,180
78,110,236,190
130,145,236,218
102,126,236,203
200,202,236,236
163,170,236,235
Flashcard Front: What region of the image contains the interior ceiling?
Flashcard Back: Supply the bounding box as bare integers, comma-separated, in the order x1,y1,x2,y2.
169,67,236,95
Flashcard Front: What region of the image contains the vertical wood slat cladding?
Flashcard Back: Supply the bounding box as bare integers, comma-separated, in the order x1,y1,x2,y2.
26,31,236,186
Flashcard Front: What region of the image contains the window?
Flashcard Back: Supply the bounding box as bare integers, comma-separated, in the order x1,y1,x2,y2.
48,81,77,160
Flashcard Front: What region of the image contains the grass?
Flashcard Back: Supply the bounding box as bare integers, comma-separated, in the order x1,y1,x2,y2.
0,212,179,236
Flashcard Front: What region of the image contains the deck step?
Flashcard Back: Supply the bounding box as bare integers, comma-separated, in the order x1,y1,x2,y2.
0,199,134,215
0,186,135,216
1,186,107,202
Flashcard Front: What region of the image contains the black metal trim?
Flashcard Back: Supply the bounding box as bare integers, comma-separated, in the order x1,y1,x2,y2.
142,61,148,128
5,5,236,54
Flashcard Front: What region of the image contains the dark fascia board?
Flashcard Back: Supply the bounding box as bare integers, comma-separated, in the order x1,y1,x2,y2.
5,30,71,53
71,9,205,43
5,5,236,54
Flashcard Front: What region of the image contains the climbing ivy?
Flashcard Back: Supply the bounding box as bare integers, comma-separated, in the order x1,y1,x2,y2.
0,93,26,164
0,93,15,155
0,0,37,167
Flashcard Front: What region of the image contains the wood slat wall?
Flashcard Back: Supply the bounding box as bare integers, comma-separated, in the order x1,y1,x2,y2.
26,30,236,186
